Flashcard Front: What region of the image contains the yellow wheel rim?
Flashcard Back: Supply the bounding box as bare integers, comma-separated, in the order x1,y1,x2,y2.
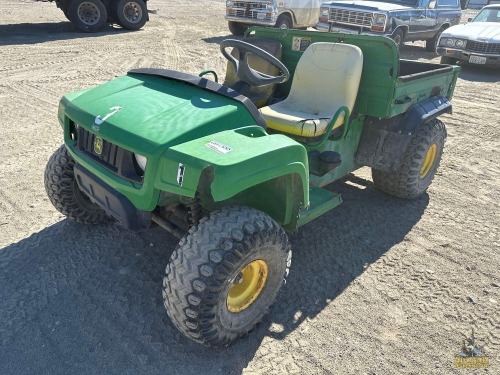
420,143,437,178
227,260,268,313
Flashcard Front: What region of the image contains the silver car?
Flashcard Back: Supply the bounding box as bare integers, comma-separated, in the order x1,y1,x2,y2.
437,5,500,66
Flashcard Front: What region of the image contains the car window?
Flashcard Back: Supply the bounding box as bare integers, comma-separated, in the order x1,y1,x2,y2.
473,8,500,22
436,0,459,6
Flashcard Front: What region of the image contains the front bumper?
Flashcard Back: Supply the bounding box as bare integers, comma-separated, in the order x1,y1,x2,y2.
316,22,387,37
436,47,500,67
74,164,151,231
225,16,276,26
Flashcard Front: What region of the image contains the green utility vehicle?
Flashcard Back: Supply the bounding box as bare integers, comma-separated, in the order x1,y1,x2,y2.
45,28,460,347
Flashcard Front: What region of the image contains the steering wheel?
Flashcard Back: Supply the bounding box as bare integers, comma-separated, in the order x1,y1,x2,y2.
220,39,290,87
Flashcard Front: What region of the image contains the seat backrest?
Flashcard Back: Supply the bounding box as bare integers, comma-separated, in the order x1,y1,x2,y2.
223,38,282,108
287,42,363,116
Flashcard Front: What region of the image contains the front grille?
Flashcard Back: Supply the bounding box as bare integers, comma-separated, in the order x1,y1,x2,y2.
78,126,119,171
75,125,144,183
465,40,500,55
329,8,373,27
227,1,272,21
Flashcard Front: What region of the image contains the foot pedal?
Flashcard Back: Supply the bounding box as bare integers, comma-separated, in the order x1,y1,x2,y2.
308,151,342,176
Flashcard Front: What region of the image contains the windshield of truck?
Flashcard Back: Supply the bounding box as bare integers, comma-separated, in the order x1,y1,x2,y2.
364,0,418,5
473,7,500,22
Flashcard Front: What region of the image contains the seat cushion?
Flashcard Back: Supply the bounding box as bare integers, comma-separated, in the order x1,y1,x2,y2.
260,101,345,138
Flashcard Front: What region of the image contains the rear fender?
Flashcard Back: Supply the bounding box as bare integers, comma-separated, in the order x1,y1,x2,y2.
355,96,451,172
154,126,309,228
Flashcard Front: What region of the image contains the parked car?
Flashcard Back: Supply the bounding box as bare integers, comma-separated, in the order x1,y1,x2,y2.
467,0,500,10
437,4,500,65
317,0,462,51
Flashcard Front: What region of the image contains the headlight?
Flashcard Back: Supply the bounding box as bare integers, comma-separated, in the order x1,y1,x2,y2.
320,7,329,17
267,1,277,11
373,14,386,24
441,38,466,49
226,0,233,7
134,154,147,171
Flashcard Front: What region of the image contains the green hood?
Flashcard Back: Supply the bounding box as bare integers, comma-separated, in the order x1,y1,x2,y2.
63,72,260,157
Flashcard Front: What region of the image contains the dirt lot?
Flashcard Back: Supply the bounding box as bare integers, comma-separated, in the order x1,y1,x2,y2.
1,1,499,374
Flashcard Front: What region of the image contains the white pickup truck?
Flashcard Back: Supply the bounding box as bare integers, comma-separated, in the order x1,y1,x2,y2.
225,0,322,35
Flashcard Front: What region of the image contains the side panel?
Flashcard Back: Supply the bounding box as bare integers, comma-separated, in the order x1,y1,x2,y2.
309,116,365,187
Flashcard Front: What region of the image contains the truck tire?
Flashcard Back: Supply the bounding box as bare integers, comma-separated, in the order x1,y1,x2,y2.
425,28,445,52
372,119,446,199
113,0,147,30
228,21,248,35
391,29,404,48
67,0,108,32
440,56,456,64
45,145,109,224
163,206,291,347
275,14,292,29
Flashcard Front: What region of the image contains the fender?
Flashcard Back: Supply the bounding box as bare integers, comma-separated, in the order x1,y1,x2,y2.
155,126,309,228
400,96,452,135
355,96,451,172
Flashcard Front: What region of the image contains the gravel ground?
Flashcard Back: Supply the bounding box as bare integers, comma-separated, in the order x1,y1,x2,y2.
0,1,498,374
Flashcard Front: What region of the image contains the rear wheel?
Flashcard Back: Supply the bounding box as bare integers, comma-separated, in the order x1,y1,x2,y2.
67,0,107,32
275,14,292,30
163,206,291,347
372,119,447,199
113,0,147,30
228,21,247,36
44,145,109,224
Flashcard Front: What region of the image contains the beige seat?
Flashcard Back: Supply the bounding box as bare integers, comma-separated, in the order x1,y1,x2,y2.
223,38,283,108
260,42,363,141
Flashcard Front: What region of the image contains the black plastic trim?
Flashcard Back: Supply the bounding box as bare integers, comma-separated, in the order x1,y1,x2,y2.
74,164,151,232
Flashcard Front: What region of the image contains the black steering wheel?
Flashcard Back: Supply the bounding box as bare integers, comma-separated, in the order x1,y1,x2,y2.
220,39,290,87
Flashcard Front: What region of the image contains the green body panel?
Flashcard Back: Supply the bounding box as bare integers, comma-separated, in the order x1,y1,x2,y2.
59,73,263,211
296,188,343,228
309,117,365,188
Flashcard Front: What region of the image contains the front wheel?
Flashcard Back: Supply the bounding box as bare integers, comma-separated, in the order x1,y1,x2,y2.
372,119,447,199
425,28,445,52
163,206,291,347
391,29,404,49
228,21,247,36
44,145,109,224
113,0,148,30
67,0,108,32
275,14,292,30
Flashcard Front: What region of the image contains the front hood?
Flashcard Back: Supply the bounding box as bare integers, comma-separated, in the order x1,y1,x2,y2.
63,74,257,156
325,1,410,12
442,22,500,42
